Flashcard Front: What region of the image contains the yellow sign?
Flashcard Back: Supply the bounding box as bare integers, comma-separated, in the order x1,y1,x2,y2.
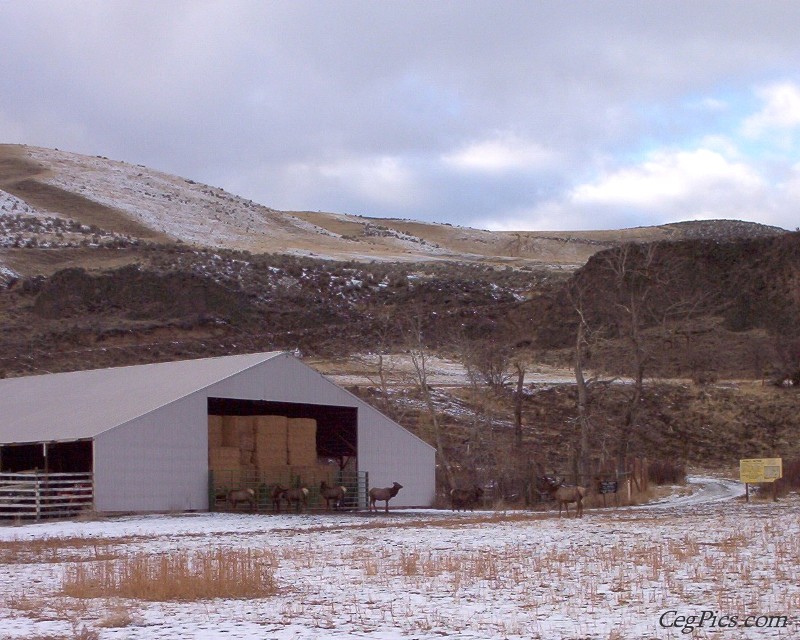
740,458,782,484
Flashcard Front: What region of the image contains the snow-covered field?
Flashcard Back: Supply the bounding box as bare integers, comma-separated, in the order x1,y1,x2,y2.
0,477,797,640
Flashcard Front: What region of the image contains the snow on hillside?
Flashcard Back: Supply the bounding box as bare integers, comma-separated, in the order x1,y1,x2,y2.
19,147,450,260
317,353,577,387
0,478,797,640
25,146,298,249
0,188,48,219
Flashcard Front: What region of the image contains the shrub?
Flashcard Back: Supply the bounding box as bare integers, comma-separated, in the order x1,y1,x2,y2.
648,459,687,485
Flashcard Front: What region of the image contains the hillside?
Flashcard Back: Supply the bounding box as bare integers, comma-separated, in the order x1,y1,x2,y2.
0,144,786,281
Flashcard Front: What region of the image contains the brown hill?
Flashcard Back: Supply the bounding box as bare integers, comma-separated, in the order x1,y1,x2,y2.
531,232,800,384
0,144,786,279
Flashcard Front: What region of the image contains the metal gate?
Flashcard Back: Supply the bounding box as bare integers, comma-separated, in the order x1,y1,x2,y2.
210,469,368,512
0,472,94,520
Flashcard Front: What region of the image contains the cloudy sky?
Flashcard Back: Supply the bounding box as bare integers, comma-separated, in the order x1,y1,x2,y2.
2,1,800,231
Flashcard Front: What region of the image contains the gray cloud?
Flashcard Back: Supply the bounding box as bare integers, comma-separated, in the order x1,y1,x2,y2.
3,1,800,230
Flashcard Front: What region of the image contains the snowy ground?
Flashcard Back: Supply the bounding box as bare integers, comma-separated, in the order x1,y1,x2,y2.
0,477,797,640
310,353,578,388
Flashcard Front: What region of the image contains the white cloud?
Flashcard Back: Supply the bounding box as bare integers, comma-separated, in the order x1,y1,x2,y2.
742,82,800,138
571,148,764,213
287,155,421,210
780,162,800,202
442,133,557,173
475,146,781,232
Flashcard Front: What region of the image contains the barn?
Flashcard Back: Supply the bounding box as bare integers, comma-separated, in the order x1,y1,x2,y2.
0,352,436,516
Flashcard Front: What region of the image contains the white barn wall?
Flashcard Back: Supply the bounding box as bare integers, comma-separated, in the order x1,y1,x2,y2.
94,396,208,512
357,403,436,507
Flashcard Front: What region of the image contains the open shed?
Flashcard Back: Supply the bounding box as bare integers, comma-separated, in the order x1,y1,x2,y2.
0,352,435,515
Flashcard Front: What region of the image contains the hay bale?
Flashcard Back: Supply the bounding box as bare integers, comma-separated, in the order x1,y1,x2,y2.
287,418,317,467
316,463,339,485
258,465,293,487
236,416,256,451
208,415,223,448
221,416,238,447
209,446,240,471
254,415,288,468
239,448,255,468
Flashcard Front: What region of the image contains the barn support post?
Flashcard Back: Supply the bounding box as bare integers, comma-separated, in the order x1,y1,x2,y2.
35,475,41,521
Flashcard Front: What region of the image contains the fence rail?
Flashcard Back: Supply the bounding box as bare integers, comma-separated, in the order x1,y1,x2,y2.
0,472,94,520
210,469,369,512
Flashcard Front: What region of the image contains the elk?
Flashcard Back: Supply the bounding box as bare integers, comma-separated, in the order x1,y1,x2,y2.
320,481,347,510
539,476,587,518
227,488,256,512
283,486,309,512
368,481,403,513
450,485,484,511
271,484,287,512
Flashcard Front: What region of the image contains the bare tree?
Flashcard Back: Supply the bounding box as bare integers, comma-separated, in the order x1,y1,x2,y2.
604,244,655,452
459,338,512,390
356,310,406,421
512,359,526,448
405,314,456,489
593,242,717,464
567,277,598,485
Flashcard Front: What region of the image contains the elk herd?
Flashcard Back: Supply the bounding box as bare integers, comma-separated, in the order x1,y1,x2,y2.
226,475,591,518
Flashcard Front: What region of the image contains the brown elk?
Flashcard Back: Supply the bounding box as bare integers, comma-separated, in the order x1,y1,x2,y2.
227,488,257,512
320,481,347,510
270,484,287,512
368,481,403,513
539,476,587,518
283,486,309,512
450,485,484,511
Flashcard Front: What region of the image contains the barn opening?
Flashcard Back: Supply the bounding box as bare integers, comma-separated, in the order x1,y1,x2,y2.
207,398,363,510
0,440,94,520
0,440,93,473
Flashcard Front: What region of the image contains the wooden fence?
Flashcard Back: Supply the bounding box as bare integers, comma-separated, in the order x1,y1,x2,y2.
0,472,93,520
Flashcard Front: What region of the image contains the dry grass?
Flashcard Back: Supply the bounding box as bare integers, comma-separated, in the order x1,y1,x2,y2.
0,535,143,565
96,604,134,628
3,500,799,638
61,548,279,601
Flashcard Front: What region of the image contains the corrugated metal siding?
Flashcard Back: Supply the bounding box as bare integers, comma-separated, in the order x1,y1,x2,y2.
94,396,208,512
357,403,436,507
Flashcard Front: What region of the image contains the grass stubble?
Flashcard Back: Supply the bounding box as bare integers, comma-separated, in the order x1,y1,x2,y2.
0,500,797,639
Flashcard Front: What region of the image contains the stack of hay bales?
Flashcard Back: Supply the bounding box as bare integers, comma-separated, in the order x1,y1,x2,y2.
208,414,240,473
209,415,256,473
236,416,256,470
208,415,223,449
287,418,317,467
210,414,327,492
254,415,288,470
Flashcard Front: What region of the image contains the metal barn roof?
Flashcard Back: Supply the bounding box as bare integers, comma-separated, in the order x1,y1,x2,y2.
0,352,284,445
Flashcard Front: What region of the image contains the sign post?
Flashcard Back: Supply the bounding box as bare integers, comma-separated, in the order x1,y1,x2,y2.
597,480,619,507
739,458,782,502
